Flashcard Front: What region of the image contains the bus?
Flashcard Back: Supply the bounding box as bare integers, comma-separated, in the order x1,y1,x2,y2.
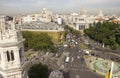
65,57,70,63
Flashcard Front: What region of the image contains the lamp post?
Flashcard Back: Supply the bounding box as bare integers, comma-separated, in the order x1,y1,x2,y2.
110,62,114,78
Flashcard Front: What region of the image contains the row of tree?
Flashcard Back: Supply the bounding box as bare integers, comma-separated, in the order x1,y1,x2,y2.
84,22,120,49
65,25,81,37
22,31,55,52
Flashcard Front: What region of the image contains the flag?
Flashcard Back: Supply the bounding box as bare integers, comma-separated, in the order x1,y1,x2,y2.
105,70,110,78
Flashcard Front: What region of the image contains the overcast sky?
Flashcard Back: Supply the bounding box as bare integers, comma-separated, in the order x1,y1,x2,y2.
0,0,120,15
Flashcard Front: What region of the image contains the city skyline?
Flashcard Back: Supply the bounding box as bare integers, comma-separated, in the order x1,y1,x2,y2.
0,0,120,15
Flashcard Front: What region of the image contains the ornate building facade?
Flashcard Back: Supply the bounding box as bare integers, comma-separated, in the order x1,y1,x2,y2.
0,16,27,78
22,8,52,23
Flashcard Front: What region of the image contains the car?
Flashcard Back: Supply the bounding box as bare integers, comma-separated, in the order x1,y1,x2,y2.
91,53,95,56
79,50,81,53
75,42,78,45
110,58,114,61
64,44,68,47
77,56,80,59
84,50,90,55
65,56,70,63
45,52,49,56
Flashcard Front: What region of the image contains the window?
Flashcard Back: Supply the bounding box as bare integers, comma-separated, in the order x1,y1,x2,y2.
19,48,23,62
79,19,84,21
73,23,76,26
79,25,85,30
75,18,77,21
6,51,10,62
6,50,15,62
11,50,14,61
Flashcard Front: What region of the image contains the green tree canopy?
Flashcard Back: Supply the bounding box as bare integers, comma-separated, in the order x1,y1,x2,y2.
65,25,81,37
22,31,55,52
84,22,120,49
28,63,49,78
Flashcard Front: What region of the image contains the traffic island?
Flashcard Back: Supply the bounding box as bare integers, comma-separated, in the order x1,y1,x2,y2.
84,56,120,77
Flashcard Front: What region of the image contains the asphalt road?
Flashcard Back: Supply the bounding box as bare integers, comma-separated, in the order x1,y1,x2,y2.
62,34,120,78
62,42,104,78
25,33,120,78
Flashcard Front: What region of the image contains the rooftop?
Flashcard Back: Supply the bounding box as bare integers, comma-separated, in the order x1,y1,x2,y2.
22,21,64,31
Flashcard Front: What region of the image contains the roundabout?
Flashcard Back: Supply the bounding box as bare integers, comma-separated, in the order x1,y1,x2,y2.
88,57,120,77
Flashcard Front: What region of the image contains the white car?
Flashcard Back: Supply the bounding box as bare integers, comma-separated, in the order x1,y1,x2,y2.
75,42,78,45
64,44,68,47
65,57,70,63
79,50,81,52
77,56,80,59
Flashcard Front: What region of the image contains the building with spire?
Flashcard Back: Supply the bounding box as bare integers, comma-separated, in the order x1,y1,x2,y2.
0,16,27,78
62,9,94,32
98,10,104,18
38,8,52,22
22,8,52,23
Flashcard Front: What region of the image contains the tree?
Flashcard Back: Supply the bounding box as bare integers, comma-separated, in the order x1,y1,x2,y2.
84,22,120,49
28,63,49,78
102,38,110,45
22,31,55,52
65,25,81,37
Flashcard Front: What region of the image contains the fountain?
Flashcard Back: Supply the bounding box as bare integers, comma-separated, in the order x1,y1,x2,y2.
89,59,120,76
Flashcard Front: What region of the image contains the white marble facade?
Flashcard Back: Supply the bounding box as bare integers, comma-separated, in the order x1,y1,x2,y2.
22,8,52,23
0,16,26,78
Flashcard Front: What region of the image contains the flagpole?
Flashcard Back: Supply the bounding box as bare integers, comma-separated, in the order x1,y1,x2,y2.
110,62,114,78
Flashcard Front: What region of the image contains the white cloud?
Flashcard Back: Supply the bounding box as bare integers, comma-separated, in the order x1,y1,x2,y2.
35,0,48,6
0,0,119,15
66,0,120,8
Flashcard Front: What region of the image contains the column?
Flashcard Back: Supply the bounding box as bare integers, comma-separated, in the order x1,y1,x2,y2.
14,50,20,65
1,52,7,68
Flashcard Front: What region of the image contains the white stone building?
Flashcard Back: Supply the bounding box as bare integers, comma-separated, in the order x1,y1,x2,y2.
63,12,94,31
22,14,38,23
22,8,52,23
0,16,27,78
38,8,52,22
53,9,96,32
98,10,104,18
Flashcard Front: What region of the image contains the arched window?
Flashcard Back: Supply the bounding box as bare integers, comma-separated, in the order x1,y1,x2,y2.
11,50,14,61
6,51,10,62
19,48,22,62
